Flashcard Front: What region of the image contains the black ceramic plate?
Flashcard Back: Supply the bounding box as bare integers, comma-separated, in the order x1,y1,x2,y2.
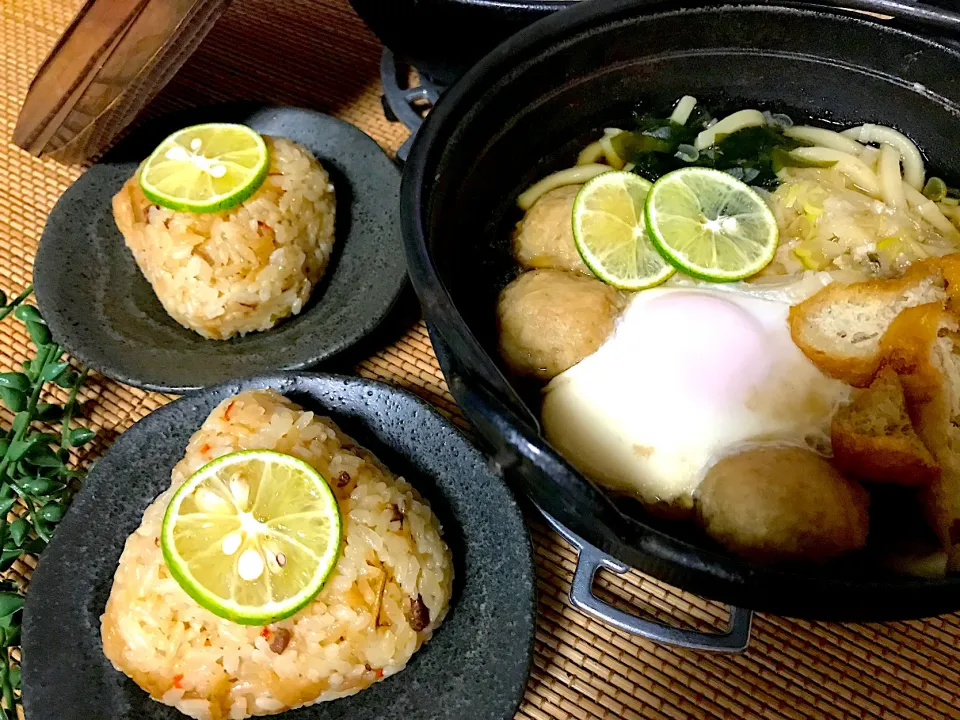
34,107,407,393
21,373,535,720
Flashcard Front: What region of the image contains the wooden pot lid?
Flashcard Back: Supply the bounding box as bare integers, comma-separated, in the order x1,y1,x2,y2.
13,0,231,163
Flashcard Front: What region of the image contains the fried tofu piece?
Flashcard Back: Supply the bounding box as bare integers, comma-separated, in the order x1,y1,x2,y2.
939,252,960,314
879,303,957,403
879,303,960,568
831,366,939,486
788,259,947,387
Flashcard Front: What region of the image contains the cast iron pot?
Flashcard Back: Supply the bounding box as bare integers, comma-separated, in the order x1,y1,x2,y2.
348,0,960,86
401,0,960,626
348,0,576,85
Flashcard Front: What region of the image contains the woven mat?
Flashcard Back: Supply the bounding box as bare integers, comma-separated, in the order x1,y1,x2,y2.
2,1,960,718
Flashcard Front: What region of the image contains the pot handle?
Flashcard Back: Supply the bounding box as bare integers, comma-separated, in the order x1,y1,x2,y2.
428,321,752,649
544,513,753,652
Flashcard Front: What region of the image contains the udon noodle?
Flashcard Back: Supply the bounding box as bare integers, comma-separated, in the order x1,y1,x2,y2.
518,96,960,279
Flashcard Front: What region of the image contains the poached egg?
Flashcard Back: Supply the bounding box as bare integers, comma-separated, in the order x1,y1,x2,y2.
541,283,852,510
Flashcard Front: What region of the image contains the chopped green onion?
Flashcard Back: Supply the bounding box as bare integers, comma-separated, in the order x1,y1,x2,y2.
923,177,948,202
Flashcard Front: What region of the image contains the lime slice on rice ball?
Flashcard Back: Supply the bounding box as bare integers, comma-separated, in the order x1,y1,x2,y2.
139,123,269,213
161,450,342,625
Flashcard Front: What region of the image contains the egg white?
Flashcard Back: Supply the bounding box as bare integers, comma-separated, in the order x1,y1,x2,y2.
541,282,852,509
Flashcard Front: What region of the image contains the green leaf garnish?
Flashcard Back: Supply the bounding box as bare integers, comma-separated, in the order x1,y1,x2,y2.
0,285,93,719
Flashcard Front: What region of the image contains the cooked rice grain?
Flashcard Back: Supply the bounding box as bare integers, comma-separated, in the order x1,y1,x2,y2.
113,137,336,339
101,390,453,720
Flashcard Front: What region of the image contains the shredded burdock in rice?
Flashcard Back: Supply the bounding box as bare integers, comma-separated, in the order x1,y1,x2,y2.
101,390,454,720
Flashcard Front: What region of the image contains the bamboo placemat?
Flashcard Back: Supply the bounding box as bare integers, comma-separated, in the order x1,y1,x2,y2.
2,1,960,718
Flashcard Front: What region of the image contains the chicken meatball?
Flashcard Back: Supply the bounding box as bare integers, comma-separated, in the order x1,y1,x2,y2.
513,186,591,275
697,445,870,563
497,269,622,381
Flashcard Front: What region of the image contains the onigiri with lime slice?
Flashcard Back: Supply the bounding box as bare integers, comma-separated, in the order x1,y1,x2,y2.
101,390,453,720
112,132,335,340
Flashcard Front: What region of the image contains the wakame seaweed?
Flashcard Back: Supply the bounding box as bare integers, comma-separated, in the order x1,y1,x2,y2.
610,108,810,189
610,110,704,180
710,126,806,188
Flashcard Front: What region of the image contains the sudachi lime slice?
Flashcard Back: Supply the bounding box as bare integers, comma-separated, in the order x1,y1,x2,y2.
139,123,269,213
644,167,779,282
572,171,676,290
161,450,342,625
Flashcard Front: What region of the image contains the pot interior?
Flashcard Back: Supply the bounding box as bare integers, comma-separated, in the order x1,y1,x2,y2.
431,5,960,350
416,2,960,615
